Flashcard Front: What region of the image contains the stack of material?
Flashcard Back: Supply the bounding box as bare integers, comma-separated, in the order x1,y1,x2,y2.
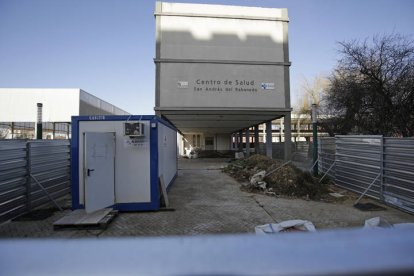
223,155,331,200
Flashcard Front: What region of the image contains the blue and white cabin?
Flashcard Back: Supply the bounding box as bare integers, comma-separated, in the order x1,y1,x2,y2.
71,115,177,212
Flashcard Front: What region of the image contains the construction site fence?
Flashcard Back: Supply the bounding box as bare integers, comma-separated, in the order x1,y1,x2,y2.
258,141,311,162
318,136,414,214
0,140,71,222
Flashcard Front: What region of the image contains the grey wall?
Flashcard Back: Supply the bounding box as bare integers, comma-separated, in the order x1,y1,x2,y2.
159,63,286,109
155,2,290,111
79,90,130,116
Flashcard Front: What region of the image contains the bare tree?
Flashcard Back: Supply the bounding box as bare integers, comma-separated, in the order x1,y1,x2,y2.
324,33,414,136
294,75,333,136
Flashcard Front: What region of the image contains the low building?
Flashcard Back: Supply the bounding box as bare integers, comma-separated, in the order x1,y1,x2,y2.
0,88,130,139
258,114,330,143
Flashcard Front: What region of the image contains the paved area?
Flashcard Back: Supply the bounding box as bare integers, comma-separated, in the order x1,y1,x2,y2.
0,158,413,238
0,158,272,238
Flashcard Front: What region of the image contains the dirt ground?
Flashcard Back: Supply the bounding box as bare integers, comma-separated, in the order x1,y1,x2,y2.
222,155,414,228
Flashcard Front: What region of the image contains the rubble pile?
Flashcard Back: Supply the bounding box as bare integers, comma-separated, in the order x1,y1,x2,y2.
223,154,330,200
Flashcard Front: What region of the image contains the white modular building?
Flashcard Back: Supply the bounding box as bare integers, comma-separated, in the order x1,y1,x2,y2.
0,88,130,139
71,115,177,212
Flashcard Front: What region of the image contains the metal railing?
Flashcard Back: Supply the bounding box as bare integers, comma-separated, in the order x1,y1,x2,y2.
0,140,70,222
318,136,414,213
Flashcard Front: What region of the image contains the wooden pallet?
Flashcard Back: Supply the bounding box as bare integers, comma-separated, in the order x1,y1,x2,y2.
53,208,118,231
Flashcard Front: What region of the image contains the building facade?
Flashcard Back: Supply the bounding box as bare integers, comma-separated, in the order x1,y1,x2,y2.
154,2,292,159
0,88,129,139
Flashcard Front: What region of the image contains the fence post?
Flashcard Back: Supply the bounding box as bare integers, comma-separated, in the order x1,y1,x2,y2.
311,104,318,176
380,136,384,201
334,136,338,184
318,138,322,174
26,141,32,212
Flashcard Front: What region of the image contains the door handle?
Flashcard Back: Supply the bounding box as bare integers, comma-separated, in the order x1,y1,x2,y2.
87,168,95,176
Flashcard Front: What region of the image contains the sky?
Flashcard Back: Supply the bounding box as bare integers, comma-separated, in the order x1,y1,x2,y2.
0,0,413,114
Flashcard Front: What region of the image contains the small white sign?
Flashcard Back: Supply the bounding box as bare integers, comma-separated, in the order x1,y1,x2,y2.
261,82,275,90
123,137,149,149
88,115,106,120
177,81,188,88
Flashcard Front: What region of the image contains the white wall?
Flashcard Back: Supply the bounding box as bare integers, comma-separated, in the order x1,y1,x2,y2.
0,88,80,122
158,123,177,189
78,120,151,205
160,2,285,18
177,133,185,156
0,88,130,123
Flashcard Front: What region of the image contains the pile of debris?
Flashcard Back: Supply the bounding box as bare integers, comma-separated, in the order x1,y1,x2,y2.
222,154,331,200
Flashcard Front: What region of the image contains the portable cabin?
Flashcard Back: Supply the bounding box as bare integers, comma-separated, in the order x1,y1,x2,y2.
71,115,177,213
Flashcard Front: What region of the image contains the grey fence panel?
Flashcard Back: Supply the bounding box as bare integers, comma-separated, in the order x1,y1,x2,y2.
295,135,414,213
292,142,312,165
382,138,414,213
334,136,382,200
0,140,71,222
27,140,71,211
0,141,28,222
318,137,335,179
258,142,307,161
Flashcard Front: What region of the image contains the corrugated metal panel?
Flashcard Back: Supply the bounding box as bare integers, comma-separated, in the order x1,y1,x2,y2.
318,137,335,179
383,138,414,213
0,141,28,222
258,142,302,160
318,136,414,213
334,136,382,200
28,140,71,211
0,140,70,222
292,142,311,164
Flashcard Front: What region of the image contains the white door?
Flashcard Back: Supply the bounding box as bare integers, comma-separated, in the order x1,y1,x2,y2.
84,132,115,213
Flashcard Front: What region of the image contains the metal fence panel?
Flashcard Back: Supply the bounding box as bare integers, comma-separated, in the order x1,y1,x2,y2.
383,138,414,213
0,141,28,222
334,136,382,200
0,140,70,222
317,135,414,214
318,137,335,180
258,142,308,161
